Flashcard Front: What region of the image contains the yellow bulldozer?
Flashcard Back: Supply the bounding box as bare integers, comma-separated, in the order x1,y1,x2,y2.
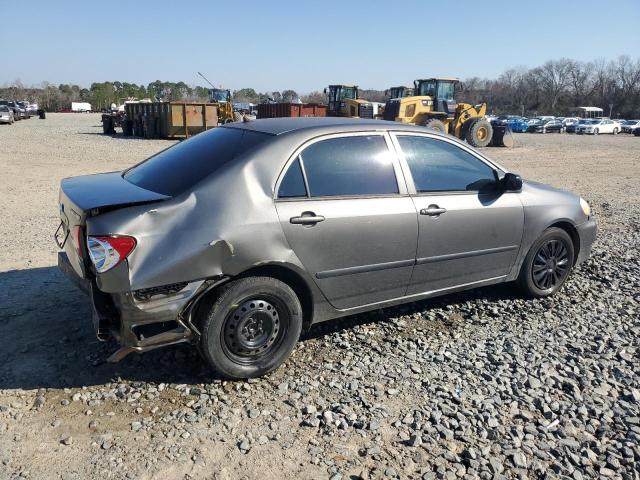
324,85,374,119
383,77,502,147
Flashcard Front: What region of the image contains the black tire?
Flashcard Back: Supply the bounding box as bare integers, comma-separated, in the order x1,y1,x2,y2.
613,127,618,135
593,128,599,135
199,276,303,379
465,118,493,147
517,227,575,298
421,118,446,133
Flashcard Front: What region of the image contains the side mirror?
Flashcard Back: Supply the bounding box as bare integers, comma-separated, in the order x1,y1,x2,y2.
501,172,523,192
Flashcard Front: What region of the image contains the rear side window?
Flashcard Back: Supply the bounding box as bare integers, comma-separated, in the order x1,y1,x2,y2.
278,158,307,198
124,127,270,196
397,136,496,192
300,136,398,197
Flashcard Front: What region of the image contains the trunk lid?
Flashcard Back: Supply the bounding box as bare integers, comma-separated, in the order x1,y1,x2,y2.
57,171,170,278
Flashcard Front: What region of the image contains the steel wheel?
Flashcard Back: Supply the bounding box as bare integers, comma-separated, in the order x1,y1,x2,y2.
220,296,288,365
531,239,570,290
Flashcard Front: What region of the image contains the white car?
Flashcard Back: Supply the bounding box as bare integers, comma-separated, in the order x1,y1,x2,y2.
576,118,621,135
620,119,640,134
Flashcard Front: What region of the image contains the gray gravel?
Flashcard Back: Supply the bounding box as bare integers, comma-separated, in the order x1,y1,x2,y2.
0,114,639,479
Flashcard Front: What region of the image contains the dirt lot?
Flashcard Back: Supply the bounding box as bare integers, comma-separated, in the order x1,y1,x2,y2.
1,114,638,480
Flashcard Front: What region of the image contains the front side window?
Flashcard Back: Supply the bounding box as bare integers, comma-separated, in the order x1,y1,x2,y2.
397,136,497,193
300,135,398,197
437,81,455,101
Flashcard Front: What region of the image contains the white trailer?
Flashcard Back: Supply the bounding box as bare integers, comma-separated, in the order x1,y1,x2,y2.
71,102,92,113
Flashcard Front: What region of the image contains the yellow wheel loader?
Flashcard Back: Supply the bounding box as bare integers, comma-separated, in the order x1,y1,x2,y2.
385,86,414,99
208,88,241,123
324,85,374,119
383,77,502,147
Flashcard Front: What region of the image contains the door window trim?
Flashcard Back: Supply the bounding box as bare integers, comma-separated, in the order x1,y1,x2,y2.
274,131,409,201
388,131,506,196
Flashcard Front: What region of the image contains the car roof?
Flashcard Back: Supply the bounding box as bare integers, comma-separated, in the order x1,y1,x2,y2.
223,117,431,136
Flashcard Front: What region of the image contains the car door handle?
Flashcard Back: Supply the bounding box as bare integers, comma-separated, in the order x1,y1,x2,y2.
290,212,325,225
420,205,447,216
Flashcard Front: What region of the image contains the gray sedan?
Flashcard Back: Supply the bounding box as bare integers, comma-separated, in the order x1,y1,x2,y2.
56,118,596,379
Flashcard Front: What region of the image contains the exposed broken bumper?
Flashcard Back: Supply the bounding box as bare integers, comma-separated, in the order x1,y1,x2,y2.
57,251,211,361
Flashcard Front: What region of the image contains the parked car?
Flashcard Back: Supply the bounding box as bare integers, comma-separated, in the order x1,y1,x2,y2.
528,116,554,124
16,101,32,119
620,119,640,134
492,116,529,133
576,118,620,135
562,117,580,127
0,100,22,120
634,127,640,136
56,118,597,379
0,105,14,124
566,119,588,133
527,118,564,133
505,116,530,133
17,101,37,117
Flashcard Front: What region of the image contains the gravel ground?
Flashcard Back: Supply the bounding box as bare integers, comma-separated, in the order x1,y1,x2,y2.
0,114,638,480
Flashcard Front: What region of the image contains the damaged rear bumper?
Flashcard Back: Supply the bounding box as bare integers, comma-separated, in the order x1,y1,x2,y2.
58,251,218,361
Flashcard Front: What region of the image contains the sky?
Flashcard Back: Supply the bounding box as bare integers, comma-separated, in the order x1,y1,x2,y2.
1,0,639,93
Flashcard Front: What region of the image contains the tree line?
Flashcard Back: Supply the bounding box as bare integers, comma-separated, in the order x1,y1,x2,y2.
460,56,640,118
1,56,638,117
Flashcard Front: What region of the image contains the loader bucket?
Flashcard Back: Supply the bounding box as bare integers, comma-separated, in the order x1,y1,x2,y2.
490,125,514,147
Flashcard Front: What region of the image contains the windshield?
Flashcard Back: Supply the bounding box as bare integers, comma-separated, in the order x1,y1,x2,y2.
0,106,9,112
209,89,229,103
338,87,356,100
417,81,436,97
124,127,270,196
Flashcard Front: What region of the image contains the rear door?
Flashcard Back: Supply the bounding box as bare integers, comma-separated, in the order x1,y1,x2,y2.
275,132,418,310
391,133,524,295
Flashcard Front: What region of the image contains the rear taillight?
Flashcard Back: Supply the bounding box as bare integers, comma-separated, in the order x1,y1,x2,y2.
71,226,84,259
87,235,136,273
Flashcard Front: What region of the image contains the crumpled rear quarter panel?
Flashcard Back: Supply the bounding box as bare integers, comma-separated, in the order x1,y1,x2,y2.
86,138,309,294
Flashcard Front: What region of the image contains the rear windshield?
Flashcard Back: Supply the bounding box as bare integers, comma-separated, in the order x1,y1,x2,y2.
124,127,270,196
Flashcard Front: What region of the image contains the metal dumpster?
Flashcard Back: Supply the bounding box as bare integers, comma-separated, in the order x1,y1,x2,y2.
257,103,327,119
124,102,219,139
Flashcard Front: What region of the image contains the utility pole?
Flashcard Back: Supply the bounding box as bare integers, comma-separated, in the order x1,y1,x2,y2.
608,103,613,118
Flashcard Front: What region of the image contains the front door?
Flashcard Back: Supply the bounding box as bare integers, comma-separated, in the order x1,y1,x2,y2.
275,133,418,310
392,133,524,295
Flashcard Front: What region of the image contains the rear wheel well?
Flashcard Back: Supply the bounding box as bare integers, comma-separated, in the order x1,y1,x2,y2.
236,265,314,332
549,221,580,262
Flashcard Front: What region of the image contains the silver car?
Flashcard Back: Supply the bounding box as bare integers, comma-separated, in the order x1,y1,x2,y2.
56,118,596,379
0,105,14,124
